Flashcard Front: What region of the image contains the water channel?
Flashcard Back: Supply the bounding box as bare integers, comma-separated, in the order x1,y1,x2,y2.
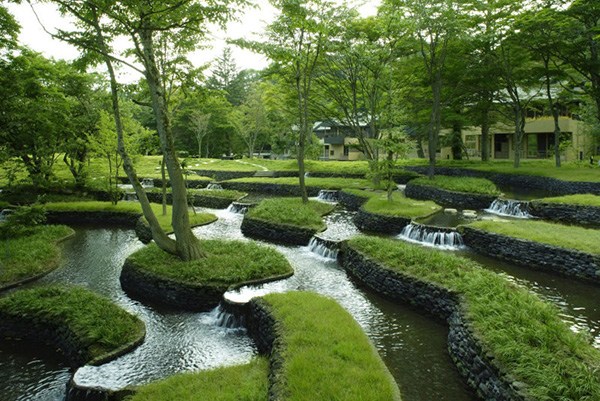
1,192,599,401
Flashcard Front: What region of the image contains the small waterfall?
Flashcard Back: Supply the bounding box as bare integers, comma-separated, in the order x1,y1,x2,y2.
317,189,339,202
203,305,245,330
304,172,310,177
206,183,223,190
227,202,252,214
308,236,340,259
485,199,532,218
141,178,154,188
397,223,465,250
122,192,138,201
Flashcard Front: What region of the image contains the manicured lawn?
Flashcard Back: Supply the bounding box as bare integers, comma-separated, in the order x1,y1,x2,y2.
536,194,600,206
466,219,600,255
227,176,378,190
409,176,501,195
0,285,145,362
0,225,74,287
127,358,269,401
126,240,293,289
361,191,441,218
348,236,600,401
246,198,335,231
259,291,401,401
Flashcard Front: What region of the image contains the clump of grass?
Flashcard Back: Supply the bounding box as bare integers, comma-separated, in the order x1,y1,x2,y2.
466,219,600,255
260,291,401,401
127,358,269,401
362,191,441,218
410,176,501,195
536,194,600,207
0,285,145,361
127,241,293,289
348,236,600,401
0,225,74,287
246,198,335,231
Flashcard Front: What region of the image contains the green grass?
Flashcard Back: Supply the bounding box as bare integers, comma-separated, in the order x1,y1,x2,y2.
536,194,600,206
127,358,269,401
0,285,145,362
361,191,441,218
260,292,401,401
187,188,246,200
0,225,74,287
348,236,600,401
227,176,378,190
410,175,501,195
466,219,600,255
126,240,293,289
43,201,216,232
247,198,335,231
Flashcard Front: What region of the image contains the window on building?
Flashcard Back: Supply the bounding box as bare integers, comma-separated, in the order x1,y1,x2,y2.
343,146,349,156
330,149,335,156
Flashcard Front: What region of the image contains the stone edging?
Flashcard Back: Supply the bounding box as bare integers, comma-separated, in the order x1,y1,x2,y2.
241,215,319,246
405,182,497,210
45,210,141,227
338,190,370,211
460,226,600,284
530,201,600,227
220,181,322,197
339,244,527,401
353,208,411,234
144,191,241,209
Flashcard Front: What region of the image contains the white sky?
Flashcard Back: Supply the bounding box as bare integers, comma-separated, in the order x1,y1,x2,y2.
6,1,380,82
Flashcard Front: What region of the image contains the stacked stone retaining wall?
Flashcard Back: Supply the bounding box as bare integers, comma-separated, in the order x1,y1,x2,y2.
461,226,600,283
220,181,321,197
338,191,370,211
405,182,497,210
353,208,411,234
45,211,140,227
241,215,318,245
530,201,600,227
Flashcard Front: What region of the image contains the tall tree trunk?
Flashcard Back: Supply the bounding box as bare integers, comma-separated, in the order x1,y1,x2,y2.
139,29,203,261
296,73,308,203
427,79,442,178
480,98,491,161
544,58,561,167
513,107,524,168
161,155,167,216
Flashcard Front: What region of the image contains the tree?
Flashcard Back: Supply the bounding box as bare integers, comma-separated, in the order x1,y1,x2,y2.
233,83,270,157
0,5,19,53
189,111,212,158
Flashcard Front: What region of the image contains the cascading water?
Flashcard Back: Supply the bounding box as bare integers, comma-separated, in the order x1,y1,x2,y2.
397,223,465,250
226,202,251,214
307,236,340,260
122,192,137,202
141,178,154,188
485,198,532,218
317,189,339,202
206,183,223,190
201,304,245,330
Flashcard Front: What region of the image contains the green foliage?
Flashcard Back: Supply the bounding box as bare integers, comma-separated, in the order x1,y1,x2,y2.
127,357,269,401
0,285,144,360
261,292,401,401
348,236,600,401
127,241,293,288
362,191,441,218
0,225,73,287
410,175,501,195
467,219,600,255
247,198,335,231
537,194,600,207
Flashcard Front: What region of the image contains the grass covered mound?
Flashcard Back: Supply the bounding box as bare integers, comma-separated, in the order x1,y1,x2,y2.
127,241,293,289
410,176,501,196
0,285,145,364
0,225,74,288
347,236,600,401
246,198,335,231
361,191,441,218
44,201,216,232
467,219,600,255
227,176,378,190
536,194,600,206
257,291,401,401
127,358,268,401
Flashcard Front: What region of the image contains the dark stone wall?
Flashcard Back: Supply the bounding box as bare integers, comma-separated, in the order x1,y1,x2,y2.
338,191,370,211
339,244,527,401
461,226,600,283
220,181,322,197
405,182,497,210
241,215,318,245
353,208,411,234
45,211,140,227
530,201,600,227
190,170,256,181
405,166,600,196
120,260,226,311
144,191,236,209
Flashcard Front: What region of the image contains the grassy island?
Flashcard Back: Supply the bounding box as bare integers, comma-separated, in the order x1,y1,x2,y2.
467,219,600,255
246,198,335,231
346,236,600,401
535,194,600,206
359,191,440,218
0,225,74,288
409,176,501,195
0,285,145,364
126,240,293,289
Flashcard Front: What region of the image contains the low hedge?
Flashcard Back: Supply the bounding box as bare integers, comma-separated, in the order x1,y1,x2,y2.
0,285,145,365
0,225,74,289
250,291,401,401
467,219,600,255
246,198,335,231
346,236,600,401
126,357,269,401
410,176,501,196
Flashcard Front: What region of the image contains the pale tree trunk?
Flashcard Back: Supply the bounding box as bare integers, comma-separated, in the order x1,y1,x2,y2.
296,71,308,203
139,28,203,261
543,58,561,167
161,155,167,216
513,107,524,168
427,78,442,178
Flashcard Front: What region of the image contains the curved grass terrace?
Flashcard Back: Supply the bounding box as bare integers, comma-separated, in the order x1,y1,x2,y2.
467,219,600,255
536,193,600,206
409,176,501,196
361,191,441,218
246,197,335,231
0,286,145,365
0,225,74,289
226,176,378,190
347,236,600,401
